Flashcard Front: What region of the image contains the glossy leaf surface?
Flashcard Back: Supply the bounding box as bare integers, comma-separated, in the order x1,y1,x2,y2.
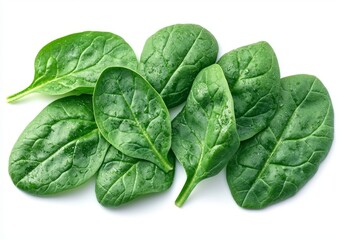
8,31,137,102
218,41,280,141
227,75,334,209
9,95,109,194
140,24,218,108
93,67,173,172
172,64,240,207
96,147,175,207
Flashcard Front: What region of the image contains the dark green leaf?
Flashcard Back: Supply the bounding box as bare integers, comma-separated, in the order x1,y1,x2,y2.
93,67,173,172
9,95,109,195
140,24,218,108
227,75,334,209
172,64,240,207
96,147,175,207
7,31,137,102
218,41,280,141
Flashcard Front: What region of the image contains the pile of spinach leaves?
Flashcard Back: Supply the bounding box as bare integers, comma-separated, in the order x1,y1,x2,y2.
8,24,334,209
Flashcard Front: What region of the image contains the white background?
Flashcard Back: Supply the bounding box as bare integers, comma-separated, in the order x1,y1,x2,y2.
1,0,344,239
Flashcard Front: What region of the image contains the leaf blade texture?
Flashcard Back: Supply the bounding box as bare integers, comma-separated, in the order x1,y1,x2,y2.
218,41,280,141
9,95,109,195
226,74,334,209
172,64,240,207
93,67,173,172
140,24,218,108
96,147,175,207
7,31,138,102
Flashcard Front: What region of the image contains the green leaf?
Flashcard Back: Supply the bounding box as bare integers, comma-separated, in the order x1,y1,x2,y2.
93,67,173,172
9,95,109,195
218,41,280,141
7,31,138,103
172,64,240,207
140,24,218,108
227,75,334,209
96,147,175,207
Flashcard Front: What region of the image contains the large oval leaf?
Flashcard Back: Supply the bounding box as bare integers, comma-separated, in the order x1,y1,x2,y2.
140,24,218,108
93,67,173,172
218,41,280,141
7,31,138,102
172,64,240,207
96,147,175,207
226,75,334,209
9,95,109,195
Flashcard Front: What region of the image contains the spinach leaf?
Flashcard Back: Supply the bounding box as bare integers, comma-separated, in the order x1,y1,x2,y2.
218,41,280,141
140,24,218,108
96,147,175,207
9,95,109,195
226,75,334,209
172,64,240,207
93,67,173,172
7,31,138,103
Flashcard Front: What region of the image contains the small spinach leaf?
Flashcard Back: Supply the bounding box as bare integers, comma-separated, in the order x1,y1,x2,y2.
9,95,109,195
172,64,240,207
218,41,280,141
140,24,218,108
226,75,334,209
96,147,175,207
93,67,173,172
7,31,138,103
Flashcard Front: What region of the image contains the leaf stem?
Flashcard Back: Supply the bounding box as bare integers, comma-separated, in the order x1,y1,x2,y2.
7,87,34,103
160,157,174,172
175,176,198,207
